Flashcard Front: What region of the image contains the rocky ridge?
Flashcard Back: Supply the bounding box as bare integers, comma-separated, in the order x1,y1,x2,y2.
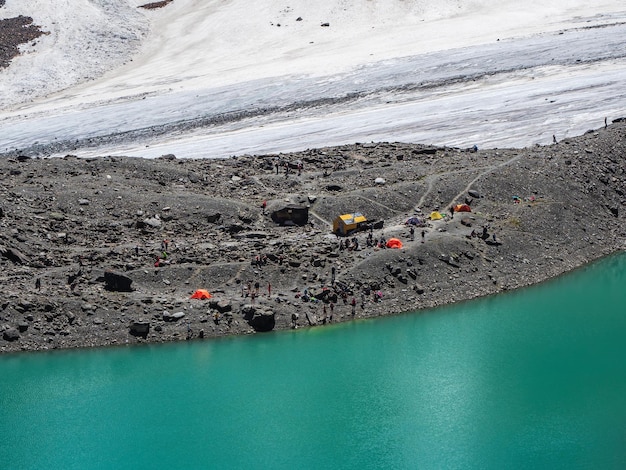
1,121,625,353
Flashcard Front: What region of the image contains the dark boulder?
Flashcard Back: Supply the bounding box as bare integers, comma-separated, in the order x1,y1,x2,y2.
129,321,150,338
3,328,19,341
0,244,29,264
209,299,232,313
207,213,221,223
104,270,133,292
242,305,275,332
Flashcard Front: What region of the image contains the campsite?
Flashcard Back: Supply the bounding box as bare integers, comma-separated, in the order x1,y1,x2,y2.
1,122,626,352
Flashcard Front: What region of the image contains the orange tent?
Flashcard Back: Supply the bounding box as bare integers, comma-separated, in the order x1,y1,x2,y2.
386,238,403,249
190,289,212,300
454,204,472,212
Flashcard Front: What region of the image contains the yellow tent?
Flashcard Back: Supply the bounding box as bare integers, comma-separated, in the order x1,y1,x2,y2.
333,212,367,236
429,211,443,220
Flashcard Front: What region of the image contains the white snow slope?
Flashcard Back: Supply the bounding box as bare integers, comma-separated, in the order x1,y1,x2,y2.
1,0,625,159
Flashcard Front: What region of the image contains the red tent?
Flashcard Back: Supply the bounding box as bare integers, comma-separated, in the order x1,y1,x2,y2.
454,204,472,212
190,289,212,299
386,238,403,249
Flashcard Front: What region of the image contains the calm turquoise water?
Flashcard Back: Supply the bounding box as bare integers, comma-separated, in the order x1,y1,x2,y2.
2,253,626,470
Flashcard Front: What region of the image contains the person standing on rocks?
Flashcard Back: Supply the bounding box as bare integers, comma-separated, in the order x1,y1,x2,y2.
262,200,267,215
35,277,41,291
421,230,425,243
410,226,415,241
351,297,356,315
267,282,271,297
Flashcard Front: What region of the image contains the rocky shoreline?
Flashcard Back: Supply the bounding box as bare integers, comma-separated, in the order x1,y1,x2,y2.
1,121,625,353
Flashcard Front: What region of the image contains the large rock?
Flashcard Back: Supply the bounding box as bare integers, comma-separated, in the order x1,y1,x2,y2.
3,328,20,341
129,321,150,338
209,299,232,313
242,305,275,332
0,244,29,264
104,270,133,292
163,311,185,322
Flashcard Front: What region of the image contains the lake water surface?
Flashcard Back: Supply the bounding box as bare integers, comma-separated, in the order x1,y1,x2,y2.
2,253,626,469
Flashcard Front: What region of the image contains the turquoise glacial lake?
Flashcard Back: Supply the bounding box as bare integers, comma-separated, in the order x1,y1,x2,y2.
2,253,626,469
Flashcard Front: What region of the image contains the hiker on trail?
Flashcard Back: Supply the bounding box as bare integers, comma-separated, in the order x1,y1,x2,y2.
450,206,455,219
268,282,271,297
35,277,41,290
351,297,356,315
553,134,557,144
605,117,608,128
421,230,425,243
262,200,267,214
154,256,161,268
135,245,139,256
410,226,415,241
331,266,336,284
298,162,303,176
275,158,280,174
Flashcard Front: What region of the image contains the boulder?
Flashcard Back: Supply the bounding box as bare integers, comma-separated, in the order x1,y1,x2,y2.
104,270,133,292
468,189,481,198
242,306,276,332
209,299,232,313
129,321,150,338
163,311,185,322
3,328,19,341
207,213,221,223
0,245,29,264
142,217,162,228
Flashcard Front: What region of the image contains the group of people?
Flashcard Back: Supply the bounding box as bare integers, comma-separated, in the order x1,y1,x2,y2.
274,158,304,177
